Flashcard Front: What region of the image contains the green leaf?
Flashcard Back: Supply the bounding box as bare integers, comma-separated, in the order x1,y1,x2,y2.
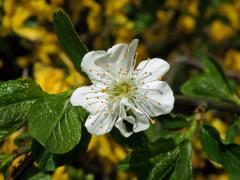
110,128,148,149
54,126,91,166
169,141,192,180
225,116,239,144
31,140,55,172
0,154,14,170
28,173,51,180
200,124,240,175
118,139,179,179
157,114,190,130
53,10,88,75
28,92,88,154
68,166,94,180
0,79,45,141
118,138,192,180
181,57,239,104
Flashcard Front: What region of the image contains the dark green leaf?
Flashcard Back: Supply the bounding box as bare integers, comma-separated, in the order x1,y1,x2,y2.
0,154,14,170
53,10,88,75
203,57,231,90
200,124,240,175
31,140,55,172
111,128,148,149
169,141,192,180
119,139,193,180
28,173,51,180
54,126,91,166
225,117,239,144
157,114,190,130
0,79,45,141
28,92,88,154
181,57,239,104
68,166,94,180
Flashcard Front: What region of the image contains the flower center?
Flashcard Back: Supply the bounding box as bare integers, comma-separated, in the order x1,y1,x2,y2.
105,79,137,98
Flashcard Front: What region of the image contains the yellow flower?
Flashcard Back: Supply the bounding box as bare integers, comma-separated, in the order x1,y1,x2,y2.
88,135,127,164
34,63,69,94
16,57,30,68
87,135,128,175
204,112,227,140
0,173,4,180
219,4,239,29
156,10,173,26
58,52,89,87
208,20,234,42
52,166,68,180
105,0,129,17
0,130,23,154
84,0,102,33
164,0,179,9
50,0,64,6
204,112,215,123
115,28,134,43
224,49,240,72
177,15,196,34
136,44,149,64
35,33,59,64
1,0,58,38
185,0,199,17
192,150,205,168
93,35,104,50
14,27,47,42
9,154,27,175
113,13,130,26
212,118,228,140
144,26,167,44
208,174,228,180
87,12,102,33
235,0,240,12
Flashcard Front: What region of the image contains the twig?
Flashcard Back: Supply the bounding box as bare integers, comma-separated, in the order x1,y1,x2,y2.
174,95,240,114
174,57,240,83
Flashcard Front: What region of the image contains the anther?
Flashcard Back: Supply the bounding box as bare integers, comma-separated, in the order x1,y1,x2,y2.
150,119,156,124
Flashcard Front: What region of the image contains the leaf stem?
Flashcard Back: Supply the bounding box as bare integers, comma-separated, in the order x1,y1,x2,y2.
184,117,197,141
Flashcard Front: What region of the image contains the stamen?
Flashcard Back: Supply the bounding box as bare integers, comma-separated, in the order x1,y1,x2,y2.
131,100,152,121
134,58,151,79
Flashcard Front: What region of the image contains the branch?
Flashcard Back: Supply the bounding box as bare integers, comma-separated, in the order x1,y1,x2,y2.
174,57,240,83
174,95,240,114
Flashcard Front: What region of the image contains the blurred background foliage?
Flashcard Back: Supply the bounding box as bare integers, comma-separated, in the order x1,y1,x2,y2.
1,0,240,179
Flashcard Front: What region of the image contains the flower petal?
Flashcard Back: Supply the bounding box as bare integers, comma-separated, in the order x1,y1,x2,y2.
135,81,174,117
81,50,109,82
135,58,170,83
95,44,128,76
70,85,108,114
108,43,128,63
115,98,150,136
94,40,139,76
125,39,139,72
132,109,150,133
94,44,128,66
115,100,134,137
115,117,134,137
85,103,119,135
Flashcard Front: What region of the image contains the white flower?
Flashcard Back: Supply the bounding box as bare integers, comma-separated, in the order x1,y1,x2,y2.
70,39,174,137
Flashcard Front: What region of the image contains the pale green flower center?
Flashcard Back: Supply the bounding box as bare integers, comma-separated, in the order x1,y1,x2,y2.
102,79,137,98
